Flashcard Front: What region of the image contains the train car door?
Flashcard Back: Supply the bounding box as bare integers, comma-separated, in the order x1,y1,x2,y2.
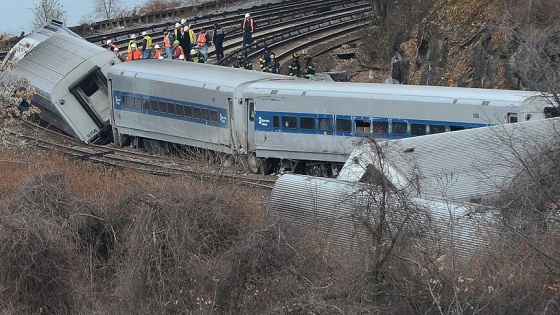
246,99,256,151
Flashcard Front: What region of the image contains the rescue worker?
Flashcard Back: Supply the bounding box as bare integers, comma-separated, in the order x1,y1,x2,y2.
303,53,316,79
164,28,173,59
141,31,153,59
106,39,118,52
241,51,253,70
241,13,254,47
212,23,225,61
190,48,205,63
188,24,196,49
197,27,210,61
127,34,137,52
152,44,162,59
263,54,280,73
113,47,125,62
259,46,274,71
232,53,243,68
126,43,142,61
288,53,301,77
172,40,185,60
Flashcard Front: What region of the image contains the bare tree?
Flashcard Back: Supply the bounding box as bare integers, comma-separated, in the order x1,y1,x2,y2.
94,0,124,20
31,0,67,30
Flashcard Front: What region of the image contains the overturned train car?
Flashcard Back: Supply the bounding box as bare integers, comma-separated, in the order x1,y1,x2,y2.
1,21,120,143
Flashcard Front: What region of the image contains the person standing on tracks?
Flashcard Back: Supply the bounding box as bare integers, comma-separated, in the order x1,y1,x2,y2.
127,34,137,52
288,53,301,77
106,39,118,52
152,44,162,59
263,54,280,74
303,52,316,79
163,28,173,59
141,31,153,59
172,40,185,60
212,23,225,61
241,51,253,70
241,13,255,48
113,47,125,62
197,27,210,61
259,46,274,71
177,24,191,61
126,43,142,61
190,48,205,63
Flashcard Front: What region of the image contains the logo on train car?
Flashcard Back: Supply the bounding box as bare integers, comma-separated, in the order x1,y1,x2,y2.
258,117,270,126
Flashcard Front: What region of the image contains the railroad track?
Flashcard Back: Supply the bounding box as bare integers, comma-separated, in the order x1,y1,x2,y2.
14,119,278,190
1,0,371,63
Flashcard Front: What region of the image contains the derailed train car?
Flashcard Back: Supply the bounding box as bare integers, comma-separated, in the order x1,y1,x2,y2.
1,21,120,143
108,60,559,175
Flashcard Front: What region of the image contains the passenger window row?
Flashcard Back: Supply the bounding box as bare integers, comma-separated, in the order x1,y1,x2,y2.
123,95,220,123
271,115,467,136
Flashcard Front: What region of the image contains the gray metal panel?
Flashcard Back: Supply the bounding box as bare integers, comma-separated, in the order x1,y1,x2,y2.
108,59,291,90
10,33,105,95
269,174,498,259
339,118,560,202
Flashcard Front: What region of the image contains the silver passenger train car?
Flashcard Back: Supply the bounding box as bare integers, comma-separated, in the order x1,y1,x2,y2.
108,60,558,175
2,21,120,143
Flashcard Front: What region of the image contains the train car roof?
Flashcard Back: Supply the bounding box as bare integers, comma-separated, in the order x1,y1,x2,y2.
244,80,550,107
1,20,81,67
108,60,295,88
338,117,560,202
6,32,111,95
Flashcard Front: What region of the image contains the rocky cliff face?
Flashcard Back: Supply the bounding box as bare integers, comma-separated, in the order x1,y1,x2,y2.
374,0,560,92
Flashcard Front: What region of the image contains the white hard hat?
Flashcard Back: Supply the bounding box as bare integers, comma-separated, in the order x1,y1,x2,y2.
141,31,147,36
106,39,112,45
154,44,160,49
158,56,164,59
114,47,119,51
131,43,137,48
179,54,185,60
130,34,136,39
175,23,181,28
181,18,187,24
245,13,250,18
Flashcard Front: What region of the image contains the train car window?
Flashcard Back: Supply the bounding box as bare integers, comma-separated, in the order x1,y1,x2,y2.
167,103,176,115
318,118,333,131
248,100,255,122
228,98,234,120
79,77,99,97
392,122,407,135
176,104,184,116
193,107,201,119
355,119,370,133
134,98,142,110
210,110,219,122
150,100,159,112
273,116,279,128
429,124,445,134
185,106,192,118
159,102,167,113
372,121,389,134
449,125,465,131
336,119,351,132
411,123,426,136
201,109,210,121
125,96,135,108
300,117,315,130
507,113,518,123
282,116,297,129
142,99,150,111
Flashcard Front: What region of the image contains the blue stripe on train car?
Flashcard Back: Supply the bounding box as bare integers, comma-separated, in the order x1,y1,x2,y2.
254,111,488,139
113,91,229,128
